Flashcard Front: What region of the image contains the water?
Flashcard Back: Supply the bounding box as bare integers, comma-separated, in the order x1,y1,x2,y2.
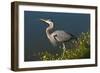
24,11,90,61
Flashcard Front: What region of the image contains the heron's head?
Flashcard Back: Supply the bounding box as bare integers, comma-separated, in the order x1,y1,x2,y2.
40,19,53,25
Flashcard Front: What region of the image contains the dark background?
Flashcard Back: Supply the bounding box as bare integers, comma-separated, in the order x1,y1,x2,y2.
24,11,90,61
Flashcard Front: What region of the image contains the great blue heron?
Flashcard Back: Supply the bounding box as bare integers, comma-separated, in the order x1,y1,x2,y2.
40,19,76,51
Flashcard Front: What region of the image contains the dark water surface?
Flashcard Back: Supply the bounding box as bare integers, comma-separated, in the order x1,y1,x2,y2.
24,11,90,61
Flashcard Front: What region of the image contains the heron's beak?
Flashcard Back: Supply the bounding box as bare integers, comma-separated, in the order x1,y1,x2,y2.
40,19,47,23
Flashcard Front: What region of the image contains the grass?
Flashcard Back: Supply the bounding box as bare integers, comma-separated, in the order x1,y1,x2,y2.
39,32,90,61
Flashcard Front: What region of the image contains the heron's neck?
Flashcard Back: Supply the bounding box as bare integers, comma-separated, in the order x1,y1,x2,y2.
46,23,54,38
46,23,57,46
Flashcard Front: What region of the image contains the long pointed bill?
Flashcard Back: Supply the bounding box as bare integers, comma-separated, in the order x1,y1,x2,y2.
40,19,47,23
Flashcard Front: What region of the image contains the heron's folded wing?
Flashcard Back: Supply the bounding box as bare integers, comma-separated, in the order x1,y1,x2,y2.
52,31,71,42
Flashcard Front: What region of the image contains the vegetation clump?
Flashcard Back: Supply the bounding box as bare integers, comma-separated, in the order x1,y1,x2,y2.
39,32,90,60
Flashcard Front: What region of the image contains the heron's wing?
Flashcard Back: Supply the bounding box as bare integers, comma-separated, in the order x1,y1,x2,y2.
51,30,72,42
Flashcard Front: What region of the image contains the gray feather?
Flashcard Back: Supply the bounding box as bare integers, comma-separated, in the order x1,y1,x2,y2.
51,30,72,42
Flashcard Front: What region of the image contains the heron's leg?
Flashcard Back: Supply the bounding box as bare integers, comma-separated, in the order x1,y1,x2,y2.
62,43,66,50
62,43,66,58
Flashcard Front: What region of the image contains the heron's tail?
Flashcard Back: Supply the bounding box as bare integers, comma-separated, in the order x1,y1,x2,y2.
69,33,77,41
72,35,77,40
